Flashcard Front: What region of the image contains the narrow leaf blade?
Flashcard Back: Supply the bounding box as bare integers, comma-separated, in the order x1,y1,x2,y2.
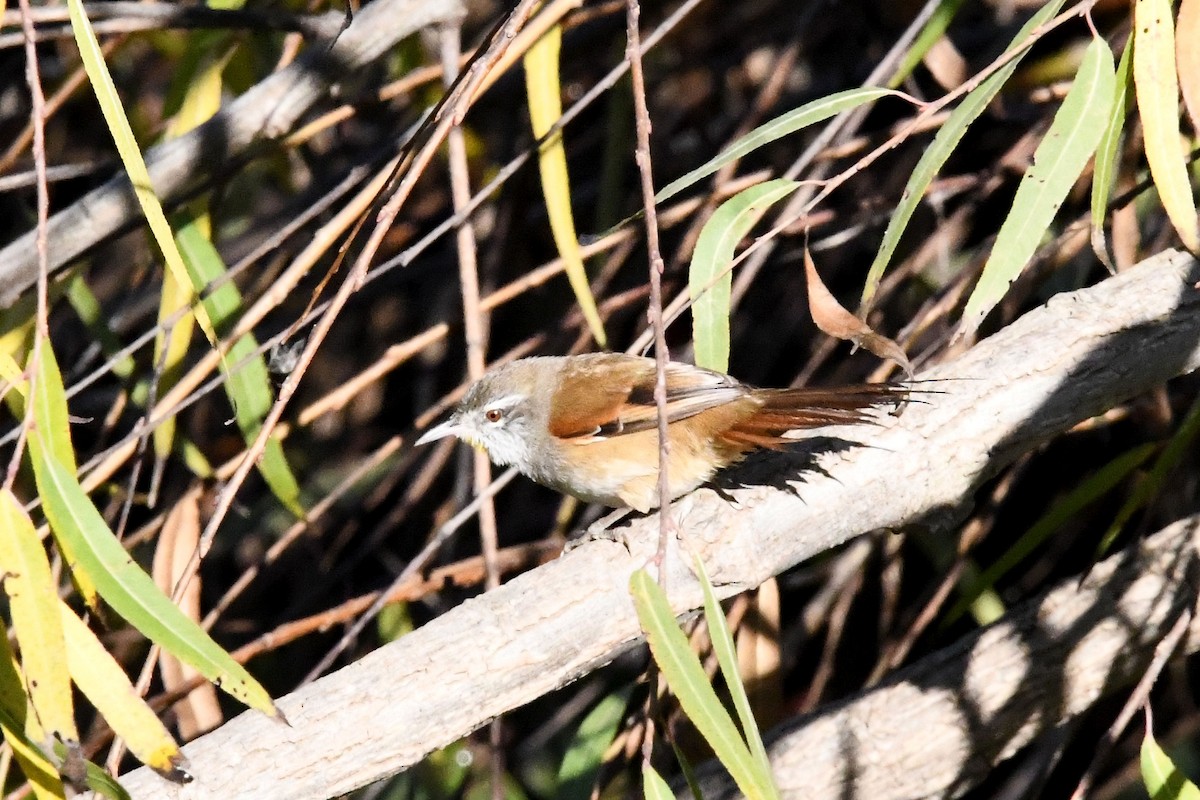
657,88,897,204
1135,0,1200,252
959,35,1115,337
629,570,770,800
59,607,184,777
33,455,277,716
525,25,607,346
0,492,78,752
862,0,1067,310
690,179,798,372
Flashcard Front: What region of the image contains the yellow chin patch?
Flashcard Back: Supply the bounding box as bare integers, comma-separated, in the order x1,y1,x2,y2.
458,432,485,452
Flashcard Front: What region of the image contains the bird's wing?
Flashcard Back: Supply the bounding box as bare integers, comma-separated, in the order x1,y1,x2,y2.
547,355,747,440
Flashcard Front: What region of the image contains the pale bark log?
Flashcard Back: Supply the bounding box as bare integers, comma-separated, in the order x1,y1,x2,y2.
118,249,1200,799
693,513,1200,799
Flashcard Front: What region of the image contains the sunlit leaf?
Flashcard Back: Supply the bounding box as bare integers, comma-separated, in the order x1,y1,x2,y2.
1179,0,1200,132
862,0,1066,310
959,35,1115,338
657,88,898,205
65,0,222,347
629,570,775,800
0,492,78,755
695,557,774,783
26,341,98,611
1143,725,1200,799
525,24,607,347
0,632,66,800
643,765,674,800
33,455,277,717
805,247,911,376
1134,0,1200,252
59,607,184,777
690,179,798,372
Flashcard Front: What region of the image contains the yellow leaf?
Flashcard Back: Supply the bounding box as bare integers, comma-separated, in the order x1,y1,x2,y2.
0,492,78,753
1178,0,1200,133
524,24,607,346
0,629,66,799
59,607,186,778
1135,0,1200,252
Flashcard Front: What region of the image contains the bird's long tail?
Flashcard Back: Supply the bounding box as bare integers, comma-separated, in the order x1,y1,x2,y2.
721,384,909,449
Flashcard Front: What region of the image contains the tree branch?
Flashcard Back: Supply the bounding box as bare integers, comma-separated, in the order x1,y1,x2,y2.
692,512,1200,799
118,249,1200,799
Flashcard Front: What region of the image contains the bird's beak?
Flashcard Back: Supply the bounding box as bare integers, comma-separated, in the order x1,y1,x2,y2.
415,417,464,446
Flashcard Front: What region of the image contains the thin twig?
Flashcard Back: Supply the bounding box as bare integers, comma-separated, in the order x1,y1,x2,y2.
441,20,506,798
5,0,51,491
300,468,519,684
624,0,673,573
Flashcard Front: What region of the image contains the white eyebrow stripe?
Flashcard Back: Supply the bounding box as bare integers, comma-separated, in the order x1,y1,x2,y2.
485,394,526,412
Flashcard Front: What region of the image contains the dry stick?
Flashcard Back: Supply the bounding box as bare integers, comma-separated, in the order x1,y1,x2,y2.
439,21,506,798
624,0,672,572
5,0,51,492
439,19,500,596
0,0,466,304
0,34,125,174
624,0,672,776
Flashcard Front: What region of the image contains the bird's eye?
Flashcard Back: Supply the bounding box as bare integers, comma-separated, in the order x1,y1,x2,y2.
484,408,504,423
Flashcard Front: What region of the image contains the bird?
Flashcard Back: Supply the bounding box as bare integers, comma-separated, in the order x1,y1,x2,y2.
415,352,907,512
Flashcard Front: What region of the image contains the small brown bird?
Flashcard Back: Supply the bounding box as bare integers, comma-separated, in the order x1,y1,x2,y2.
416,353,906,512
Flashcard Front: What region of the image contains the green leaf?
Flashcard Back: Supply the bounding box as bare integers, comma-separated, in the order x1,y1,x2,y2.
0,491,78,751
65,276,136,381
59,607,183,777
1143,727,1200,799
26,341,99,611
694,557,775,787
175,219,304,517
556,688,632,800
32,455,277,717
642,765,675,800
1090,36,1134,269
690,179,798,372
629,570,772,800
65,0,222,349
862,0,1067,310
525,24,607,347
1096,393,1200,558
656,88,898,205
1134,0,1200,252
959,34,1115,338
